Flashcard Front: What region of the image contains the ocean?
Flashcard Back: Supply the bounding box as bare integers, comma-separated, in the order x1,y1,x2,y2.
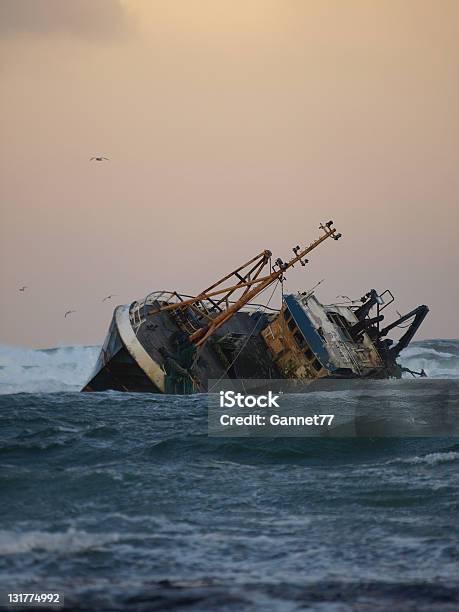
0,340,458,610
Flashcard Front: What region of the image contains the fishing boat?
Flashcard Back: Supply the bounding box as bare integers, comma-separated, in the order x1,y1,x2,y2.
82,222,428,393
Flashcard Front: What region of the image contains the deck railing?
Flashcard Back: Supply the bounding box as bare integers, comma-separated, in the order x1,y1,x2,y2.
128,290,279,333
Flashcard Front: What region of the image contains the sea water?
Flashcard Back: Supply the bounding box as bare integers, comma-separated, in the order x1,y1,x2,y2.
0,341,458,610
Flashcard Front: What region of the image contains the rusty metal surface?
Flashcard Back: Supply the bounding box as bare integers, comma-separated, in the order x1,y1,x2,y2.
262,306,328,380
145,222,341,350
190,222,341,347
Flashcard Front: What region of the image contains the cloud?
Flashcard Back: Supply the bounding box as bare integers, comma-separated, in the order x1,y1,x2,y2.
0,0,128,39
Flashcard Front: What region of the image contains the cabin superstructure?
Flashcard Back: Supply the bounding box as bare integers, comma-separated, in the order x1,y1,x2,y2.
262,293,386,380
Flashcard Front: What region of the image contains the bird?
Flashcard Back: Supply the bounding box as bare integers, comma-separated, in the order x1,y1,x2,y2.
102,294,116,302
90,156,110,162
64,310,76,318
19,286,27,292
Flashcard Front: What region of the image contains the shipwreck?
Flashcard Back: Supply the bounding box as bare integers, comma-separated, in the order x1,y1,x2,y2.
82,222,429,394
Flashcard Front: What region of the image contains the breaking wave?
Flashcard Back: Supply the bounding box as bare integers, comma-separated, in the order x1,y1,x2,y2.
400,340,459,379
387,451,459,466
0,528,123,555
0,345,99,394
0,339,458,395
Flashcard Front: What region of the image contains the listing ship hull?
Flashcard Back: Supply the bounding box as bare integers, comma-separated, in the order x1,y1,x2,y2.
83,301,281,393
82,223,429,394
83,290,428,394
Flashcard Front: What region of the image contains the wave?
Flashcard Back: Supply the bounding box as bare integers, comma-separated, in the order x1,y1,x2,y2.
0,528,126,555
0,339,458,395
400,339,459,379
387,451,459,466
0,345,99,394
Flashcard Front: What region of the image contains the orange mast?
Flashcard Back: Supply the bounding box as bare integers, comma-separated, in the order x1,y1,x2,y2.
150,221,341,347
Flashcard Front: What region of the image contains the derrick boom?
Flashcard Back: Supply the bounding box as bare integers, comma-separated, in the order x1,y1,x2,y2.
148,221,341,348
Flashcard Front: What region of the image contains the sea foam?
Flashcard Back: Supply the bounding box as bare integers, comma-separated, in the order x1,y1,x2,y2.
0,339,458,395
0,345,99,394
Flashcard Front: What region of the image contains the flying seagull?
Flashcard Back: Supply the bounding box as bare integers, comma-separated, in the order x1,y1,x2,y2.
19,286,27,292
90,156,110,162
64,310,76,318
102,294,116,302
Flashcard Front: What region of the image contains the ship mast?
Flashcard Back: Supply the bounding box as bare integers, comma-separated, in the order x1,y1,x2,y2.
150,221,341,347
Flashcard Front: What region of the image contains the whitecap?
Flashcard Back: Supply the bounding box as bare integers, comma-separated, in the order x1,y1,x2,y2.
0,345,99,394
0,528,120,555
389,451,459,466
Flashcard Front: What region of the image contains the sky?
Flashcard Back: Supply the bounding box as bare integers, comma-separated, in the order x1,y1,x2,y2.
0,0,458,347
